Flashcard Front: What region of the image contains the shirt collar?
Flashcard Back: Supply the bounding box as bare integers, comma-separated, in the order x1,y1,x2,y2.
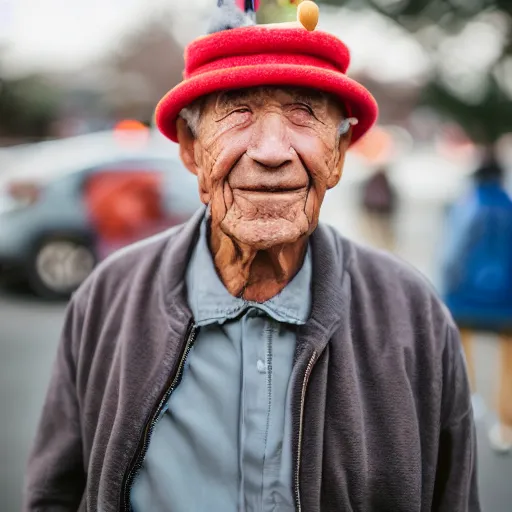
186,215,312,327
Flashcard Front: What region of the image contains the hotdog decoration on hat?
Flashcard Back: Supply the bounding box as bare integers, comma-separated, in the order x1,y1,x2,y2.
156,0,377,144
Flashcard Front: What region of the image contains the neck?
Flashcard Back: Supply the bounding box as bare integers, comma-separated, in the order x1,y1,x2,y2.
209,224,308,302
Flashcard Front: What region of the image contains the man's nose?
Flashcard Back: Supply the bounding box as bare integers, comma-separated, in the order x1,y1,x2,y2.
246,113,293,169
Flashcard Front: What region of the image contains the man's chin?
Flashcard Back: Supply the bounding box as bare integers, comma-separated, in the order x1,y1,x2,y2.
221,216,310,249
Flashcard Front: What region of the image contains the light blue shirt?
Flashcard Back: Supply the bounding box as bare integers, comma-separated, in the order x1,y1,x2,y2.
131,217,312,512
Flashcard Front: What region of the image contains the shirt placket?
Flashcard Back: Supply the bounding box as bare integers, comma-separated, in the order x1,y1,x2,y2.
239,309,275,512
262,319,276,510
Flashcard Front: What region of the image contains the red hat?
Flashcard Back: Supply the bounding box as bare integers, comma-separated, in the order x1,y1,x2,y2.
156,8,378,145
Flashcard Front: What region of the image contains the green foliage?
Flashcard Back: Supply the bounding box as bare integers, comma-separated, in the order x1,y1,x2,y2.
423,76,512,145
0,75,61,139
257,1,297,22
314,0,512,143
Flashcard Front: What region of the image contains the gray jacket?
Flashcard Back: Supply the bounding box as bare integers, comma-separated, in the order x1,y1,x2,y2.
24,208,480,512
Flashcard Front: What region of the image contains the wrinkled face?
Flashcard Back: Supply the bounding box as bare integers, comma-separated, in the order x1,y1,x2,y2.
177,86,351,249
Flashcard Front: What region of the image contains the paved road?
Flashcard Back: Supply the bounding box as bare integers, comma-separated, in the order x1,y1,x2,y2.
0,287,66,512
1,182,511,511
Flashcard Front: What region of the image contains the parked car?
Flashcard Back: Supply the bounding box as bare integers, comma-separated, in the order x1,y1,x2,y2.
0,130,202,298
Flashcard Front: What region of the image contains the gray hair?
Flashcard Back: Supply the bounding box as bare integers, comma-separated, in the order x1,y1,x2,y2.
179,99,204,137
337,117,359,144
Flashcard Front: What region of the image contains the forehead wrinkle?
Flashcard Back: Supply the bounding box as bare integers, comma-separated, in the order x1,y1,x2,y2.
216,89,251,110
214,89,272,111
215,86,330,109
286,88,329,106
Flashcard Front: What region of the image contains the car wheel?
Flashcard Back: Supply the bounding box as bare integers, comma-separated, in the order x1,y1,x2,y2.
28,236,96,299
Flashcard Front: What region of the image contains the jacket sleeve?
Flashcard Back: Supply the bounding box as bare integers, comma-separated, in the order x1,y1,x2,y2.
432,324,481,512
23,294,87,511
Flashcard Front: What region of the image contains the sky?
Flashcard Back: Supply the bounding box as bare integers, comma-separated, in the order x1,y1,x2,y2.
0,0,189,74
0,0,506,92
0,0,431,81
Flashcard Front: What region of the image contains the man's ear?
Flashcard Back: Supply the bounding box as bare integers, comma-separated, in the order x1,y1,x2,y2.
327,128,352,189
176,117,198,176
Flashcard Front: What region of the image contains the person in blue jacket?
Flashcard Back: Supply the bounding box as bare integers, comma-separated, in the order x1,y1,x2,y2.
441,151,512,452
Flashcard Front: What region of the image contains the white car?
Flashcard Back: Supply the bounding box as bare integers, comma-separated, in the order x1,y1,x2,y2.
0,130,202,298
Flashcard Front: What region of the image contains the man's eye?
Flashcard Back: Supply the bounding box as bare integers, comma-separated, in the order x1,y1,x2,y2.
230,107,251,115
293,104,314,115
216,107,251,124
288,104,316,125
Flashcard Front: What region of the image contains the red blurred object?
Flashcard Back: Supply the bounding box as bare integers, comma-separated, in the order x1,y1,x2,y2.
114,119,148,132
351,126,394,164
7,181,41,206
85,171,165,244
113,120,150,148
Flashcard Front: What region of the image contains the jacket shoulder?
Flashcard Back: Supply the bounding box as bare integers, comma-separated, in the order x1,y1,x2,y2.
335,230,457,338
73,223,187,310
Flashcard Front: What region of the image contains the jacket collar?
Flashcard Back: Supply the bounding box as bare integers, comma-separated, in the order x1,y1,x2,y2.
185,214,312,326
161,207,346,350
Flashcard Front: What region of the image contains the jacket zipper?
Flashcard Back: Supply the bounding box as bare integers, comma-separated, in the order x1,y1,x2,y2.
121,323,198,512
294,350,318,512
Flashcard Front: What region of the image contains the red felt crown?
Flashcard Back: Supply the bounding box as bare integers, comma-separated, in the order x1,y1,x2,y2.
155,26,378,145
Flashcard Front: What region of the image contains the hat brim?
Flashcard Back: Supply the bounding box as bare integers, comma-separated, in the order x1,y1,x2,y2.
155,64,378,145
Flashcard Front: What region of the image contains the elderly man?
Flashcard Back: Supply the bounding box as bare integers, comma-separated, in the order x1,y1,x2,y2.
24,3,480,512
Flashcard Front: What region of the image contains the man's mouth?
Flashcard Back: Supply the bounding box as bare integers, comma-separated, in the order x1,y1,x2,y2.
231,187,309,212
235,185,308,193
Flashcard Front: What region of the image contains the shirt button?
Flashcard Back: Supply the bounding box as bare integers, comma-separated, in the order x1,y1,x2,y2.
257,359,266,373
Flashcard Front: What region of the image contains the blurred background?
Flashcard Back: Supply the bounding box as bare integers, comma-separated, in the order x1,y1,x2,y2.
1,0,511,510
